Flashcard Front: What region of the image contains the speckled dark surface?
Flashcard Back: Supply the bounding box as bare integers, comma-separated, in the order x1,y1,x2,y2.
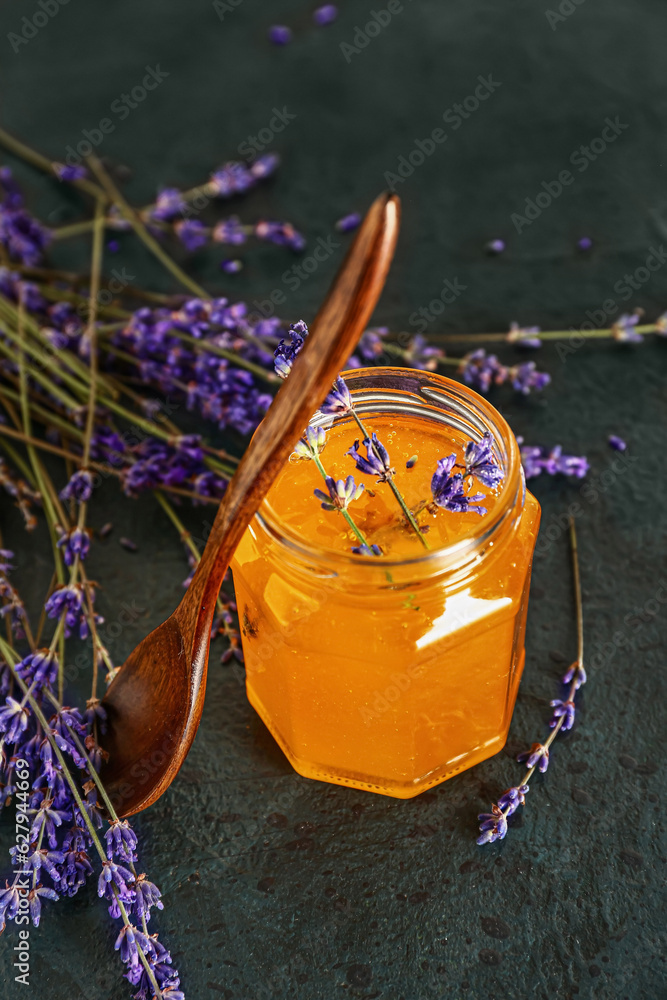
1,1,666,998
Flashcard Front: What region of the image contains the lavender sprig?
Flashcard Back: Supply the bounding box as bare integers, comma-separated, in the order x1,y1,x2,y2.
477,517,586,845
293,422,378,555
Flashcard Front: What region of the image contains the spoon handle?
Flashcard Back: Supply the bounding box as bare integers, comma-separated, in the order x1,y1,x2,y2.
177,192,400,642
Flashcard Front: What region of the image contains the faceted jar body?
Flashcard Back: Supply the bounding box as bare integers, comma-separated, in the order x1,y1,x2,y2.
231,369,540,798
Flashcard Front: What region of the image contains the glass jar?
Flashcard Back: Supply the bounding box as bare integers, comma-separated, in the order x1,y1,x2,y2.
231,368,540,798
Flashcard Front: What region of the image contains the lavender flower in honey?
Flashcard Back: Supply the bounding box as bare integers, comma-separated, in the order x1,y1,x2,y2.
347,433,394,483
320,375,352,416
352,543,382,556
294,424,327,459
464,432,503,488
430,455,487,516
314,475,365,512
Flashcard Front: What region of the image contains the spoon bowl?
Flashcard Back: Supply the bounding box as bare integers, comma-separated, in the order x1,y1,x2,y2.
100,192,401,816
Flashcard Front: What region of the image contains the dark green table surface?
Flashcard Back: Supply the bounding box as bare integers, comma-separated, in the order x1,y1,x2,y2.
1,1,666,998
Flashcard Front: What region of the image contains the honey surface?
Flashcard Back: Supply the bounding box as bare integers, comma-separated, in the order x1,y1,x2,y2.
265,414,502,557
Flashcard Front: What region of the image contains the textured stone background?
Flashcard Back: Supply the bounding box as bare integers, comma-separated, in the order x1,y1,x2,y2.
0,1,666,998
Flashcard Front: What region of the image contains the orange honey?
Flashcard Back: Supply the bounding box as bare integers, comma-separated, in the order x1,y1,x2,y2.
231,369,540,797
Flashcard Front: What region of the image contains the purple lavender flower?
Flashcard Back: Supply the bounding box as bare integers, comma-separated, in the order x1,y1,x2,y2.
550,698,576,730
347,433,394,483
403,334,443,371
0,697,29,744
351,543,382,556
98,860,135,903
114,922,153,970
476,804,508,845
320,375,352,415
459,349,506,393
16,649,59,690
209,161,254,197
562,661,587,690
0,882,23,925
517,742,549,773
52,162,88,182
107,239,120,253
44,583,98,640
250,153,280,179
269,24,292,45
464,432,503,488
509,361,551,394
485,238,506,254
274,319,308,378
60,469,93,503
335,212,361,233
608,434,626,451
174,219,208,251
220,258,243,273
518,440,589,480
0,207,50,266
56,527,91,567
133,874,164,921
577,236,593,251
105,820,138,863
406,455,418,469
255,219,306,251
507,321,542,349
497,783,529,814
612,313,643,343
294,424,327,459
151,188,186,221
27,885,59,927
29,800,69,849
430,455,487,515
212,217,247,245
0,167,23,209
314,475,364,511
314,4,338,24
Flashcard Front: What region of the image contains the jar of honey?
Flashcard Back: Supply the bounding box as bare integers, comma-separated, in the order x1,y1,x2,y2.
231,368,540,797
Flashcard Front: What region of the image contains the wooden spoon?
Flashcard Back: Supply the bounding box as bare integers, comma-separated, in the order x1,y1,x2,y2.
100,192,401,817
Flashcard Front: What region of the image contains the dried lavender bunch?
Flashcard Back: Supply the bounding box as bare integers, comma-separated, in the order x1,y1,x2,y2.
477,517,586,845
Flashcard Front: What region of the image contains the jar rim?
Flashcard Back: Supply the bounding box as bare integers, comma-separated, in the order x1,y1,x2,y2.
255,367,524,574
